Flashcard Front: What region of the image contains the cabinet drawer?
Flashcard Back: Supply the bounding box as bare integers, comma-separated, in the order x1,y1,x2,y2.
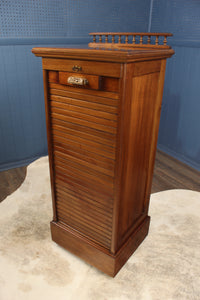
43,58,121,78
59,71,100,90
49,71,120,93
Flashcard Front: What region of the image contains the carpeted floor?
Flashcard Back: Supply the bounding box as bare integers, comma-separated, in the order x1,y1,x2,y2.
0,157,200,300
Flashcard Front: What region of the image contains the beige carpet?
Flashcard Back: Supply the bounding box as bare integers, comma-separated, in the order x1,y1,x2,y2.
0,157,200,300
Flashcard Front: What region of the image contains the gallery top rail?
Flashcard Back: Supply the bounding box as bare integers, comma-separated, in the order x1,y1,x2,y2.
89,32,173,49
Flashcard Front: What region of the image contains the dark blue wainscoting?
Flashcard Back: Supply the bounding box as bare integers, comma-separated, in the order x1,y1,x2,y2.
158,45,200,171
0,44,47,170
149,0,200,43
0,0,151,171
0,40,89,171
150,0,200,171
65,0,151,36
0,0,151,38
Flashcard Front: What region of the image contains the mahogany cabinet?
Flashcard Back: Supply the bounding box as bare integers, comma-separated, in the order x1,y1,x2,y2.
32,33,174,276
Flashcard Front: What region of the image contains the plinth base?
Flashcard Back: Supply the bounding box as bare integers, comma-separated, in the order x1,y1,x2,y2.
50,216,150,277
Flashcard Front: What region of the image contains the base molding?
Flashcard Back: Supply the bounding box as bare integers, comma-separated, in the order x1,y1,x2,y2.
50,216,150,277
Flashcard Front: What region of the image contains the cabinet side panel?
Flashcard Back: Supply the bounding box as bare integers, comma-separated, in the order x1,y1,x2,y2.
42,70,57,221
143,60,167,213
118,68,161,244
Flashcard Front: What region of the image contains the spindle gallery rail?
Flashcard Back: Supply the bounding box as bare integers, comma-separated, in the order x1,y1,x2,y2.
89,32,173,49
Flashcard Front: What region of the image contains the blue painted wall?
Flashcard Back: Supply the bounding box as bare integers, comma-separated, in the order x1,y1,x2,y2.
1,0,199,171
0,45,46,170
150,0,200,170
0,0,151,171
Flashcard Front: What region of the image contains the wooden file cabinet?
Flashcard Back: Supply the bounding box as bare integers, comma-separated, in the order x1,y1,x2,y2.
32,33,174,276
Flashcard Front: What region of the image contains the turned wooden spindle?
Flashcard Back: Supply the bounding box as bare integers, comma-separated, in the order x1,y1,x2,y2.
105,35,108,43
163,35,167,46
125,35,128,44
155,35,159,45
147,35,151,44
140,35,143,45
112,35,115,43
118,35,121,43
132,35,136,44
93,35,96,43
99,35,102,43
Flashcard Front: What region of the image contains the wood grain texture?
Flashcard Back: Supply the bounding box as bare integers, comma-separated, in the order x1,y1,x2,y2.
32,47,174,63
50,94,118,116
143,60,167,215
42,57,122,77
42,70,57,222
133,60,161,77
50,216,150,277
1,149,199,204
33,45,174,276
49,71,59,83
50,103,117,125
100,77,120,93
118,70,160,244
49,83,119,101
110,61,165,251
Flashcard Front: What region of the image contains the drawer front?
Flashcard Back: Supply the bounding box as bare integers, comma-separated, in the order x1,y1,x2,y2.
59,71,100,90
43,58,121,78
48,71,119,249
49,70,120,93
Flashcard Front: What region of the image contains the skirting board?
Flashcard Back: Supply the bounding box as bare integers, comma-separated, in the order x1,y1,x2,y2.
157,144,200,172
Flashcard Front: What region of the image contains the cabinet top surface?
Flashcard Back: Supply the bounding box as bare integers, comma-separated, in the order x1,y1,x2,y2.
32,46,174,63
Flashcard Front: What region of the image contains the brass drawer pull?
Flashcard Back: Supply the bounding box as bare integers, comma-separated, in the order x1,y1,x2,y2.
67,76,89,86
72,65,82,72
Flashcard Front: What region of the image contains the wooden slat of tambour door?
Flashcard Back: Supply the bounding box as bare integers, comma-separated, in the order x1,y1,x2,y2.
50,88,118,107
55,167,113,199
54,148,114,177
55,181,113,214
54,154,113,186
49,83,119,100
51,106,117,128
56,192,112,231
52,132,115,160
52,123,115,151
55,163,113,193
51,112,116,135
56,204,111,241
56,205,111,241
57,210,111,243
52,118,116,146
52,121,115,148
53,143,114,174
50,94,118,114
55,177,113,209
57,192,112,226
54,156,114,188
56,205,112,240
56,186,112,217
50,89,118,111
52,127,115,157
50,98,117,121
56,197,112,229
57,212,111,248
